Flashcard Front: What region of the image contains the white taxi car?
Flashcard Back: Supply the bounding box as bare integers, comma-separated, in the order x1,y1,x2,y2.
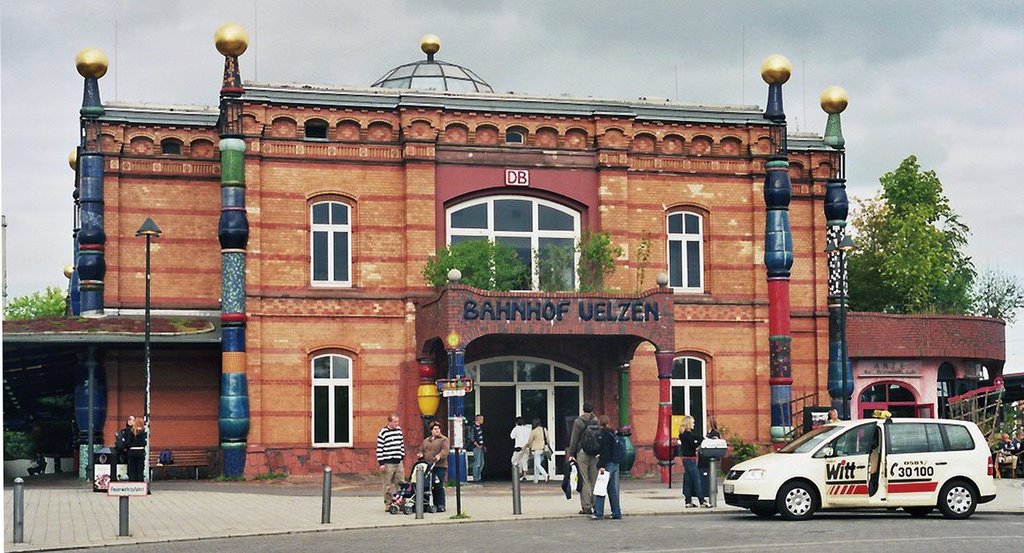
723,413,997,520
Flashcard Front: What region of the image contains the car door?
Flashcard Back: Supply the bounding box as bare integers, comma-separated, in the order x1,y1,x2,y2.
884,422,943,506
813,422,878,507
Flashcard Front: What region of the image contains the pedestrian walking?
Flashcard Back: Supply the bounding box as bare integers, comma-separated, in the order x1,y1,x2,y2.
376,414,405,510
567,402,601,515
418,421,450,512
591,416,624,520
528,418,551,483
678,415,707,508
510,417,532,480
114,415,136,480
470,414,486,482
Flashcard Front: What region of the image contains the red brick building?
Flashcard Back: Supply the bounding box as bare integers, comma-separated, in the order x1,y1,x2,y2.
2,35,1004,479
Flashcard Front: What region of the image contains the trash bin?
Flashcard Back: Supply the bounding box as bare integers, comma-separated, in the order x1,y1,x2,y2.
92,447,114,492
699,438,728,506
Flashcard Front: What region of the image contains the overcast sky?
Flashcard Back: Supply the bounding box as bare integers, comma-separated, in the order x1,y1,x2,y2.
2,1,1022,370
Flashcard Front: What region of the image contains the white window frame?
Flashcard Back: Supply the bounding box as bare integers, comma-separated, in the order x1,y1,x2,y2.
671,356,707,434
311,353,353,447
310,201,352,287
446,196,580,291
666,211,705,292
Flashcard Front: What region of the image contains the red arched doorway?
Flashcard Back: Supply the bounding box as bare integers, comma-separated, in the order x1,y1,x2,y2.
858,381,930,418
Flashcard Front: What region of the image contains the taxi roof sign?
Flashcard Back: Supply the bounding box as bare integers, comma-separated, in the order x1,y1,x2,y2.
872,409,892,419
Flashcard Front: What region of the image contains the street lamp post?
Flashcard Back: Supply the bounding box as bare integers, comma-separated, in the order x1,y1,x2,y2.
826,235,856,419
136,218,161,485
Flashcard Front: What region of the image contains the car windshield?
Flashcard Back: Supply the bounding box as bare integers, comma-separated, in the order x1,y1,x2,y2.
777,425,842,454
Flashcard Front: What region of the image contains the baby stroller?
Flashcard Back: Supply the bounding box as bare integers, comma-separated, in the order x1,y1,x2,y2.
388,460,437,515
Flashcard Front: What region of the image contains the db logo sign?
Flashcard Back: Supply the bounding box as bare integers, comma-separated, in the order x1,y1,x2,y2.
505,169,529,186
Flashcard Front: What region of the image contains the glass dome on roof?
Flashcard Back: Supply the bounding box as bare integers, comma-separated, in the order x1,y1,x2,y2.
371,35,493,93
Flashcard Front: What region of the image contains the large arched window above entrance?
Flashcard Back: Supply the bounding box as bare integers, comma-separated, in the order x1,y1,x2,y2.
311,353,353,447
666,211,704,292
672,356,707,433
858,381,918,419
447,196,580,290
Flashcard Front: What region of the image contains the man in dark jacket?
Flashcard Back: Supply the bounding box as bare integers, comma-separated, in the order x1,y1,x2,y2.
567,402,599,515
114,415,136,478
470,415,485,482
592,416,623,520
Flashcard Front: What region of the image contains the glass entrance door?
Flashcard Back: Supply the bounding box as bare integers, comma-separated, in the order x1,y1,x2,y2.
518,385,552,479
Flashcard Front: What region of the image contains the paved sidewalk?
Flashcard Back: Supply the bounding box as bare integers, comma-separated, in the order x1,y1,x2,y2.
4,476,1023,551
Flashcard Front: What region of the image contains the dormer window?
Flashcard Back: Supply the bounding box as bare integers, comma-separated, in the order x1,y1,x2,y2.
506,129,526,145
160,139,182,155
305,119,328,140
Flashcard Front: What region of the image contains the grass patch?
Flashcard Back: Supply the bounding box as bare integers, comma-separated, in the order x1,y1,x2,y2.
212,474,244,482
449,512,471,519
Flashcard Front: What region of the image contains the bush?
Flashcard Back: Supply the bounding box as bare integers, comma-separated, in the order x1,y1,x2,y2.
576,231,623,293
727,435,763,465
4,431,35,459
422,239,529,291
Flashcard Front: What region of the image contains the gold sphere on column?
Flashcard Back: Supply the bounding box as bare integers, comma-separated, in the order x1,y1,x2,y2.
215,23,249,56
68,149,78,170
760,55,792,85
820,86,849,114
420,34,441,56
76,48,108,79
63,265,75,279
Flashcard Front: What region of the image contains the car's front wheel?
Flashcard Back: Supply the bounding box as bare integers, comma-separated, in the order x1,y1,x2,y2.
937,479,977,520
776,480,818,521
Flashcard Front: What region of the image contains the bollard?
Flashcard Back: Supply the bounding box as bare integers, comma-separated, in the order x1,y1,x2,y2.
414,464,425,519
511,465,522,514
708,459,719,508
118,496,129,537
321,466,332,524
13,477,24,543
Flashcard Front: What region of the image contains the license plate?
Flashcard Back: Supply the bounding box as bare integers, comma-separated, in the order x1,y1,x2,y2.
723,484,734,494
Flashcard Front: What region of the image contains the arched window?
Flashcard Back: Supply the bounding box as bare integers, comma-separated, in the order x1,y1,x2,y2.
160,138,182,155
447,196,580,290
667,211,704,292
310,201,351,286
505,127,526,144
311,353,353,446
859,382,918,419
305,119,328,140
672,356,707,433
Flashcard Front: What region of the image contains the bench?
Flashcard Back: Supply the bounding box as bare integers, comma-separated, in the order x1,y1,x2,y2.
149,448,215,480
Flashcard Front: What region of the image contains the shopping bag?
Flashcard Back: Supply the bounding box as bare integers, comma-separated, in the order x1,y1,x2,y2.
593,470,610,497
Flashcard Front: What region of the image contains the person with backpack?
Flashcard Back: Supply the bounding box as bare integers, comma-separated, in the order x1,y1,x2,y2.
591,416,624,520
567,402,601,515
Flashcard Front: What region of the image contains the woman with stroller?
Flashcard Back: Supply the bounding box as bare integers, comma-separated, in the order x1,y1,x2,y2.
418,421,450,513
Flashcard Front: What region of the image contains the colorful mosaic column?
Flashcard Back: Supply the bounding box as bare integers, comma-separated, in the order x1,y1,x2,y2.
821,86,852,418
215,24,250,477
761,56,795,443
75,49,108,318
69,149,82,316
653,350,674,480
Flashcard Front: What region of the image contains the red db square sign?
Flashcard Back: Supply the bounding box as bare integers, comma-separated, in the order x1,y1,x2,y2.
505,169,529,186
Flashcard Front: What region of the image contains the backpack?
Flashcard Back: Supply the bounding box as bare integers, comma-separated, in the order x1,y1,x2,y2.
610,434,626,464
580,416,603,455
158,449,174,465
114,430,127,450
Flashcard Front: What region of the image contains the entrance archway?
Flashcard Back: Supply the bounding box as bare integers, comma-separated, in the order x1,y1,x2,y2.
859,381,919,418
463,357,583,480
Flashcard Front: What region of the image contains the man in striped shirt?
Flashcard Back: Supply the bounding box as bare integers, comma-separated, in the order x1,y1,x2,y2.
377,413,405,508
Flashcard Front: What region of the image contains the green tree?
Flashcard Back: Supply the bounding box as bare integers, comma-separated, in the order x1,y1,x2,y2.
972,268,1024,324
422,239,529,291
577,231,623,293
535,242,575,292
847,155,974,314
3,286,66,320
